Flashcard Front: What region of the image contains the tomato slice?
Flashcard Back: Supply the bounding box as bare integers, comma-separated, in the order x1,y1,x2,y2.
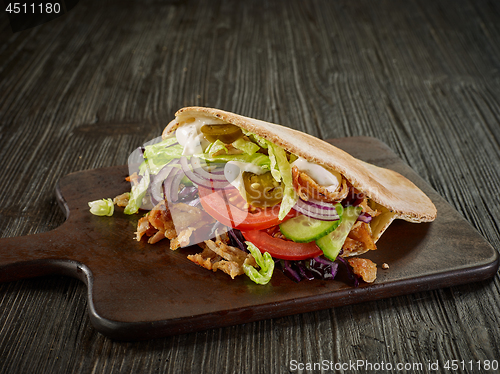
198,185,295,230
241,229,323,260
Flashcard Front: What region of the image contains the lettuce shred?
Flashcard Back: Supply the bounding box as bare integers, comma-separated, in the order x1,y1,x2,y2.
143,137,184,174
243,131,269,149
232,137,260,155
244,132,297,220
206,139,228,156
88,198,114,216
269,143,297,219
124,165,150,215
266,142,281,183
123,137,183,214
243,241,274,285
197,152,271,171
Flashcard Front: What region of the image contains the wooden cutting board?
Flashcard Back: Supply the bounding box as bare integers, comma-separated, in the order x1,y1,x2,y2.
0,137,497,340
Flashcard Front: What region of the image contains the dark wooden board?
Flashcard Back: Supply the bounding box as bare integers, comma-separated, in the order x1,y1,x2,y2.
0,137,497,340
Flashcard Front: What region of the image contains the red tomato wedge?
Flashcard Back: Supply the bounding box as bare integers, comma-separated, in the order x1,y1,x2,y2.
198,185,295,230
241,229,323,260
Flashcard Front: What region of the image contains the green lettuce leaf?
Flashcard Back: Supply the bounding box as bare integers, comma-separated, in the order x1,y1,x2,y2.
232,137,260,155
197,152,271,170
123,137,181,214
206,139,229,156
124,165,150,215
236,131,298,220
265,143,297,220
88,198,114,216
143,137,184,174
266,142,281,182
243,131,269,149
243,241,274,285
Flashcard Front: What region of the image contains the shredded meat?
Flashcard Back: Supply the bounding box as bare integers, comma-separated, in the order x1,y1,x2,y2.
347,258,377,283
147,201,177,239
170,227,195,250
188,244,222,270
204,236,250,263
126,172,140,186
349,222,376,250
359,198,381,217
135,200,215,246
187,235,256,279
170,203,215,231
342,222,377,256
113,192,130,207
135,216,158,241
292,166,349,203
148,230,166,244
342,238,363,256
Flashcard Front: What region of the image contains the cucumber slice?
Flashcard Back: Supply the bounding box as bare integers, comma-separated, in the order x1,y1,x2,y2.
280,214,341,243
315,206,362,261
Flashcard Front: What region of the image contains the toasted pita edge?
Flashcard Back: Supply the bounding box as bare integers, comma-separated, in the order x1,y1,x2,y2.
163,107,437,245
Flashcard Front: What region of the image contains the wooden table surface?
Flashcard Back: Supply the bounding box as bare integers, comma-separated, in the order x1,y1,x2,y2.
1,0,499,372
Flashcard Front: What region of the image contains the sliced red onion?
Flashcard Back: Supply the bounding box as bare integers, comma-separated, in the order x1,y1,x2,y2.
150,163,178,204
303,198,338,210
180,156,209,184
293,198,340,221
357,212,372,223
180,156,231,189
178,186,198,200
207,167,226,175
147,183,158,207
164,167,184,202
205,163,226,173
189,156,205,170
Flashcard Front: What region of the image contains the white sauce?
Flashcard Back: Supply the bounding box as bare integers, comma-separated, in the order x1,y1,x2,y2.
291,157,342,192
224,161,267,195
175,117,226,155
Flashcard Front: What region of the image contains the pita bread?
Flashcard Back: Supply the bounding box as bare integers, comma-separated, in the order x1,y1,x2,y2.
163,107,437,243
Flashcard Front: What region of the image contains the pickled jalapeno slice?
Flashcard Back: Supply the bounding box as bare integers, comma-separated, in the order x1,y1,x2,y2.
242,171,284,208
200,124,243,143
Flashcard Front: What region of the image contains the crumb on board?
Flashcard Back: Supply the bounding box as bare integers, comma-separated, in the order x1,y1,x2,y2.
382,263,389,270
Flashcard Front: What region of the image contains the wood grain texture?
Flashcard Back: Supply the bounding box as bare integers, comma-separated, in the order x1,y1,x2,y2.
1,140,495,341
1,0,499,372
